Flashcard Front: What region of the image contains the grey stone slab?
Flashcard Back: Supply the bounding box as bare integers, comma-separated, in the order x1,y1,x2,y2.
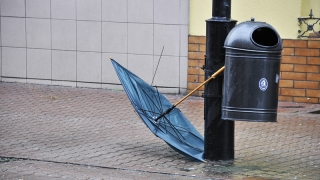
179,56,188,94
102,22,127,53
128,0,153,23
154,0,180,25
52,50,76,81
154,24,180,56
52,19,76,51
27,48,51,79
77,21,101,52
1,17,26,47
76,51,101,83
26,18,51,49
180,0,189,25
26,0,50,18
180,25,189,57
127,54,154,84
152,55,180,88
128,23,153,55
0,48,2,81
102,0,127,22
0,0,25,17
51,0,76,20
102,52,127,84
2,47,26,78
76,0,101,21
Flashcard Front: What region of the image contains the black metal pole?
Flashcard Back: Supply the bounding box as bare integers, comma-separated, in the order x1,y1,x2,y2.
204,0,237,160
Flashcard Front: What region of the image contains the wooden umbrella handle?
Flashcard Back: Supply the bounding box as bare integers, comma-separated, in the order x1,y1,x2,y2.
173,66,225,107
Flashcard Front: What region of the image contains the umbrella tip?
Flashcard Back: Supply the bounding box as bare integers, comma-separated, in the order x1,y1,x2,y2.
109,57,112,60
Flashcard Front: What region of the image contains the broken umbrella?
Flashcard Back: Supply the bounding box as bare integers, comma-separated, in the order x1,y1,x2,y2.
111,59,224,162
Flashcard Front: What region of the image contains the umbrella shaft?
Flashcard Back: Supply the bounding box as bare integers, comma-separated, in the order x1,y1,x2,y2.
173,66,225,107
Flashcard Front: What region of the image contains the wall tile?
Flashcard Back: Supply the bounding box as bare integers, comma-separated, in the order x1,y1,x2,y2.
180,0,189,25
0,0,25,17
102,22,127,53
152,56,179,87
52,50,76,81
154,0,180,24
102,53,127,84
180,25,189,57
27,48,51,79
2,47,26,78
128,0,153,23
51,0,76,20
1,17,26,47
51,80,76,87
0,48,2,80
128,54,153,84
154,24,179,56
27,79,51,85
26,0,50,18
77,21,101,52
128,23,153,55
52,19,76,50
26,18,51,49
180,56,188,93
77,51,101,83
76,0,101,21
102,0,127,22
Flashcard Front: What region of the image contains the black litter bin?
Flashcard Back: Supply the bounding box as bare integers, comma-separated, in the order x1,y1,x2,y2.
222,19,282,122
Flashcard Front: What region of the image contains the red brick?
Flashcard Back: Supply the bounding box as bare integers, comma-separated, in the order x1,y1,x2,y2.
281,56,306,64
188,36,198,44
188,60,199,67
295,48,319,56
198,36,206,44
199,60,205,67
280,64,293,71
188,44,199,52
281,72,306,80
308,41,320,48
199,44,206,52
199,75,205,82
278,95,293,102
188,67,201,75
187,82,205,91
294,65,319,73
294,81,319,89
282,48,294,55
293,97,319,103
307,57,320,65
279,80,293,88
188,52,205,60
306,89,320,98
307,73,320,81
281,88,305,97
282,39,307,48
188,75,199,83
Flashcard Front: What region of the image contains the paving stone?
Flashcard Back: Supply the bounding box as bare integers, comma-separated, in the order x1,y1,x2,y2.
0,82,320,179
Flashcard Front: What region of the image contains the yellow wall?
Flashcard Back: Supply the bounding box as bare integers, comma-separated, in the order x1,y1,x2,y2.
300,0,320,36
190,0,309,39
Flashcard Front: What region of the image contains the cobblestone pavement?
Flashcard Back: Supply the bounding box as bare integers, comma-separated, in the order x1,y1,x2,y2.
0,82,319,180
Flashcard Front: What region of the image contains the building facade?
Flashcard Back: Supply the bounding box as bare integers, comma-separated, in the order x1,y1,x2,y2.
1,0,319,103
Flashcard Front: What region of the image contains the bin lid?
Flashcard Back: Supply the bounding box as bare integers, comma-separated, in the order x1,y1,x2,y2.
224,19,282,52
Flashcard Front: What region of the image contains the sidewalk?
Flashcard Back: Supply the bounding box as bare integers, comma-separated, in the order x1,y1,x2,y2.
0,82,319,180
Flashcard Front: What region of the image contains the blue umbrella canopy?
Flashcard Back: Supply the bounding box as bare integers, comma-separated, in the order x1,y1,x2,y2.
111,59,204,162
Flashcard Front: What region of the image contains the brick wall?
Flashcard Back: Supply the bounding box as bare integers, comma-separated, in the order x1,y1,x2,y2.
188,36,320,104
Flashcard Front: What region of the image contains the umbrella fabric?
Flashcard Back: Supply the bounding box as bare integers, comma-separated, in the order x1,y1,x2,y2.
111,59,204,162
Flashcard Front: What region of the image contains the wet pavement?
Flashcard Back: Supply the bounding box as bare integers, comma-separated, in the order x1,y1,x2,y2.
0,82,319,180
